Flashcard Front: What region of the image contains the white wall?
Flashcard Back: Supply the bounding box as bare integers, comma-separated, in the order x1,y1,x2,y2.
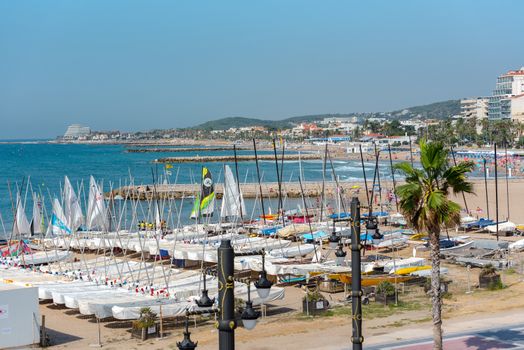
0,285,40,348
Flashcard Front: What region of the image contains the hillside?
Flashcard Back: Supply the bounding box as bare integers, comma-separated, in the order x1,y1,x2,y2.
391,99,461,120
191,100,461,130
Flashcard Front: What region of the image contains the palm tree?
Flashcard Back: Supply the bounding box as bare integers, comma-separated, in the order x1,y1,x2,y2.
394,140,474,350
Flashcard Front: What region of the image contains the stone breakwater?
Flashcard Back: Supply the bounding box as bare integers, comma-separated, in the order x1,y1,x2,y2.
153,154,322,163
109,181,367,200
125,147,249,153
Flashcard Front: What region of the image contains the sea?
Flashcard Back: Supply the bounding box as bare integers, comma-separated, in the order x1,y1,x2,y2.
0,141,398,235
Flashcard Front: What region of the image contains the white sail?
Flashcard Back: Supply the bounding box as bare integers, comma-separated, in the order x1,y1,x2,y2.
14,193,31,236
52,198,71,235
64,176,84,230
86,176,108,231
154,201,162,229
220,165,245,219
32,193,43,234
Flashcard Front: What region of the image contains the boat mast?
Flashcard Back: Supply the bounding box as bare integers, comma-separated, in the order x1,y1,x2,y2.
298,175,319,262
408,135,414,167
387,144,399,213
272,138,285,227
494,143,499,241
233,145,244,223
450,146,469,215
359,144,370,206
319,143,328,222
252,139,266,225
483,158,490,220
504,140,510,220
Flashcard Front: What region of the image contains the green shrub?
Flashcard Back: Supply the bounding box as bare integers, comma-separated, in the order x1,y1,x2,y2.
480,264,497,277
303,290,325,302
132,307,157,330
376,281,395,296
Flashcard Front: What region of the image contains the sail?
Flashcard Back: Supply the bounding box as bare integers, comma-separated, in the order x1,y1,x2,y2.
220,165,245,218
52,198,71,235
154,201,162,229
32,193,43,235
86,176,108,231
200,167,215,217
64,176,84,230
190,193,201,219
190,167,215,219
13,193,31,236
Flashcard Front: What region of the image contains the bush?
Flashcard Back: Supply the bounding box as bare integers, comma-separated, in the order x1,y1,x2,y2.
376,281,395,297
132,307,157,330
480,264,498,278
303,290,325,302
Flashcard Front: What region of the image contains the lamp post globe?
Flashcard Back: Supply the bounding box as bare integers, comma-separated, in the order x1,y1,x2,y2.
328,232,340,249
195,272,215,308
254,270,272,300
335,243,347,266
241,300,260,330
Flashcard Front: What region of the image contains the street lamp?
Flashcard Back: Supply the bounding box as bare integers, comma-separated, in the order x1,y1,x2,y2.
328,220,340,249
366,217,382,240
177,315,198,350
240,284,260,330
195,270,215,308
177,241,273,349
335,242,347,266
254,251,272,300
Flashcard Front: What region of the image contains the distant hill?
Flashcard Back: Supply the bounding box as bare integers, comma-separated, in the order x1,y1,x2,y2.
191,100,461,130
391,99,461,120
193,114,353,130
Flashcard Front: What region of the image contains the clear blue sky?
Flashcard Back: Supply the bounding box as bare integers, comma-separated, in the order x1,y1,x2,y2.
1,0,523,139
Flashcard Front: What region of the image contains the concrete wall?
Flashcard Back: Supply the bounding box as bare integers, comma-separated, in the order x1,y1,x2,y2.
0,285,40,348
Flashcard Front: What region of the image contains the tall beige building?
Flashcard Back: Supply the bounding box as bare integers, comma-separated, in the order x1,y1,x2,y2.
460,97,489,119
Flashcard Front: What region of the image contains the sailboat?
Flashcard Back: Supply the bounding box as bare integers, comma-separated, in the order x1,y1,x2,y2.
13,193,31,238
50,198,72,235
31,193,44,236
220,165,245,221
64,176,84,231
86,176,108,231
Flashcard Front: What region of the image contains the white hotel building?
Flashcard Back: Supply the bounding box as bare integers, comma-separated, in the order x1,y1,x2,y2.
63,124,91,139
488,67,524,122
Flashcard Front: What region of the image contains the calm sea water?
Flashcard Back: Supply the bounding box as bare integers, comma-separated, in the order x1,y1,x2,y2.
0,142,396,235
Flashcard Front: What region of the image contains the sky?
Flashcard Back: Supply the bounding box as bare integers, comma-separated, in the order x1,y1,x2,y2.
1,1,524,139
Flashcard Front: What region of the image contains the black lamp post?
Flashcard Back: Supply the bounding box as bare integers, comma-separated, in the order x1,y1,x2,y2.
217,240,236,350
350,197,363,350
214,240,272,350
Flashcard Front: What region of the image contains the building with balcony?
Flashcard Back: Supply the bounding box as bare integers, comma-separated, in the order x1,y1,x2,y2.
488,67,524,121
460,97,489,120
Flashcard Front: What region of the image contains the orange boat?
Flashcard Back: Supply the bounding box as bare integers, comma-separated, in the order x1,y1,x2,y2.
310,272,413,286
260,214,279,220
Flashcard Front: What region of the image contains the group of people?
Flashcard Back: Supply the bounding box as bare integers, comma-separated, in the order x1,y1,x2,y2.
137,220,167,231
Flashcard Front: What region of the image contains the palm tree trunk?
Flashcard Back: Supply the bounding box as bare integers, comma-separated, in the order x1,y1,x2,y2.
429,227,443,349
